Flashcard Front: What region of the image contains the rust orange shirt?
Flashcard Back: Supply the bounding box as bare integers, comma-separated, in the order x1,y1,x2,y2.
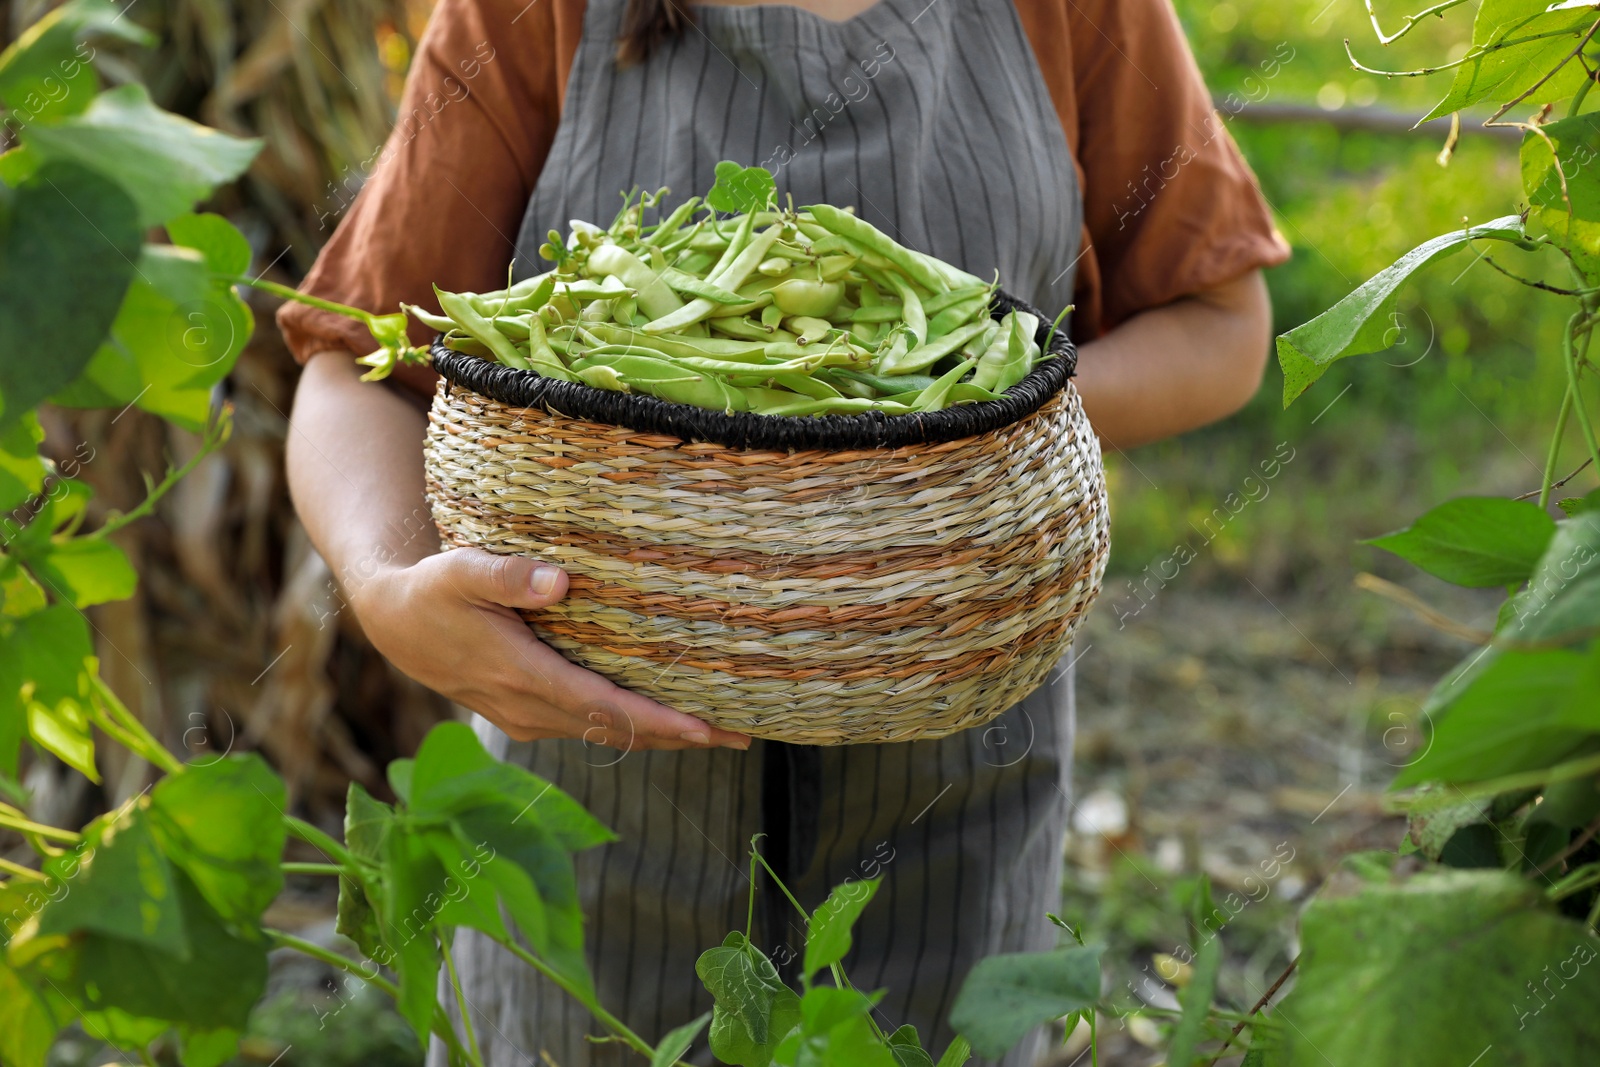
277,0,1290,397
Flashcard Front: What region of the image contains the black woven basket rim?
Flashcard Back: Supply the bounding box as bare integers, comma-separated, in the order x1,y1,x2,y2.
430,288,1076,452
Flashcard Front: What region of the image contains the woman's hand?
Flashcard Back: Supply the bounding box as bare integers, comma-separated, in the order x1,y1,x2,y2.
349,547,750,751
287,350,747,753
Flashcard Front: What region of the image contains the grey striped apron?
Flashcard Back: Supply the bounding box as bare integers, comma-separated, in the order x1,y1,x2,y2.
435,2,1084,1065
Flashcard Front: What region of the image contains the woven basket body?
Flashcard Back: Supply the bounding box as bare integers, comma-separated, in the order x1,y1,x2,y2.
424,301,1109,744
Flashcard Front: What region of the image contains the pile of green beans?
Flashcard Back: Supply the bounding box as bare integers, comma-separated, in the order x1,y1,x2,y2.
407,189,1054,417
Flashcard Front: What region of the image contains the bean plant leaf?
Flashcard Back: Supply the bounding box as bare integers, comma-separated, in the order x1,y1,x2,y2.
407,721,614,850
1558,488,1600,515
147,755,287,924
0,413,47,513
0,604,96,779
886,1024,936,1067
0,959,64,1067
23,537,136,607
0,0,153,124
1521,113,1600,282
1396,642,1600,787
1163,934,1222,1067
53,244,248,429
1502,511,1600,642
165,212,251,277
651,1010,712,1067
0,160,141,428
697,932,801,1067
1423,0,1595,121
337,782,392,961
1275,216,1526,406
933,1036,972,1067
773,985,896,1067
707,161,776,215
29,803,186,952
947,945,1102,1058
23,84,261,228
804,877,879,981
176,1026,240,1067
1365,496,1556,587
69,870,266,1029
378,828,445,1043
1272,864,1600,1065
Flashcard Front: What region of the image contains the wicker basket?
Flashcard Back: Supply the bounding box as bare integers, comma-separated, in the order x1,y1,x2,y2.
423,292,1109,744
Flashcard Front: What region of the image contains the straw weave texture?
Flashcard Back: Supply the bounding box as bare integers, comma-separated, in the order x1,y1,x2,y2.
424,380,1108,744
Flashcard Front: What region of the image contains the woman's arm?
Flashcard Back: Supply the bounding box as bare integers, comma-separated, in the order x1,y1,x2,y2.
286,351,750,751
1072,270,1272,450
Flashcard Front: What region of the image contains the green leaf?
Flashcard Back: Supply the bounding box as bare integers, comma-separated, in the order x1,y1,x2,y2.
0,0,152,125
69,870,266,1029
337,783,392,961
23,84,260,228
1272,863,1600,1066
177,1026,240,1067
1366,497,1556,587
698,932,801,1067
407,721,614,850
1424,0,1595,121
0,603,96,779
1163,934,1221,1067
651,1010,712,1067
775,986,896,1067
0,412,46,512
147,755,287,924
0,556,48,618
947,945,1102,1059
379,827,443,1043
450,802,593,995
27,692,95,781
165,212,251,277
804,877,879,981
1274,216,1526,406
0,959,65,1067
1521,113,1600,282
933,1036,971,1067
1503,510,1600,642
53,244,247,429
886,1024,936,1067
707,161,776,215
32,804,185,951
1559,488,1600,516
0,160,141,427
1395,641,1600,787
23,537,136,607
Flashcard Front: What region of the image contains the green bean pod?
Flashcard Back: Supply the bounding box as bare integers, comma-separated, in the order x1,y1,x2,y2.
435,288,534,371
970,331,1010,392
911,356,979,413
849,305,904,323
585,243,684,319
880,271,927,345
571,352,747,411
759,395,914,417
992,311,1041,392
948,382,1004,405
642,222,781,334
835,368,938,396
402,303,455,333
580,323,771,360
803,204,949,293
660,267,746,305
879,319,990,375
926,293,992,338
771,278,844,317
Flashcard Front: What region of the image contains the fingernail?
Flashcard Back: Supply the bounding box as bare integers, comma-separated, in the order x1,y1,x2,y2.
530,565,561,596
722,739,750,751
679,730,711,745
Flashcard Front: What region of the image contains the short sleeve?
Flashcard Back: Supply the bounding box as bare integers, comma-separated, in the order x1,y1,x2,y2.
1058,0,1289,334
274,0,580,395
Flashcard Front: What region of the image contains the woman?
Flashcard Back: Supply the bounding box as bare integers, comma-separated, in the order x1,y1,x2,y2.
280,0,1287,1063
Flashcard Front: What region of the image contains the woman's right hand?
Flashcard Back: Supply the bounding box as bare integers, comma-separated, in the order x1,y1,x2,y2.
349,546,750,752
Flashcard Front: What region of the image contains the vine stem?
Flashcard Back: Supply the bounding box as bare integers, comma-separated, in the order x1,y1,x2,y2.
0,808,81,844
233,276,374,321
1202,958,1297,1066
0,856,47,882
281,862,345,877
1564,311,1600,480
284,815,357,868
1535,814,1600,876
497,939,658,1061
1539,386,1576,509
443,933,487,1067
86,407,232,544
1363,0,1470,46
264,928,481,1067
89,674,184,777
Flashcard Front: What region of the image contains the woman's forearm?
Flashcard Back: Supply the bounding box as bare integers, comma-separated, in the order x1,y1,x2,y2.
1071,270,1273,450
287,351,437,598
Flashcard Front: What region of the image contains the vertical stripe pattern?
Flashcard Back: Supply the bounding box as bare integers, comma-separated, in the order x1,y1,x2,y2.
437,2,1086,1064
